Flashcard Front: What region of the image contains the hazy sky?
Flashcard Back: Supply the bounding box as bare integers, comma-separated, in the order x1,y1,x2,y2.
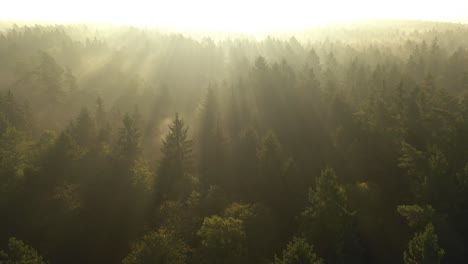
1,0,467,32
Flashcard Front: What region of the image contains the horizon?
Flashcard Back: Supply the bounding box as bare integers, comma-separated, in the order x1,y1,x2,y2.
1,0,468,33
1,18,467,37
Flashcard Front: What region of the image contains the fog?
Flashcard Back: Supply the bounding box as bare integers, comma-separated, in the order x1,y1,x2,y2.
1,11,468,264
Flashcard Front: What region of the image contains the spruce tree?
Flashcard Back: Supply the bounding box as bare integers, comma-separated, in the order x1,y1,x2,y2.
156,113,194,201
404,223,445,264
300,167,362,264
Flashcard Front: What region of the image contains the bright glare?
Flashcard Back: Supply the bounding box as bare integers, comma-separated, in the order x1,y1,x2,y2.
1,0,467,33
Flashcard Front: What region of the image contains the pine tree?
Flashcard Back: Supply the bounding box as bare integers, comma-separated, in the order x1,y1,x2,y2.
233,128,259,200
71,108,96,147
404,223,445,264
198,87,223,186
156,113,194,201
116,113,141,162
36,52,64,104
1,91,30,131
256,132,287,208
300,167,362,264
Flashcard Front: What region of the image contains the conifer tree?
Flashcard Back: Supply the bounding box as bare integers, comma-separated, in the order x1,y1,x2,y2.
300,167,362,263
404,223,445,264
0,237,47,264
274,237,323,264
116,113,141,162
122,228,188,264
156,113,194,200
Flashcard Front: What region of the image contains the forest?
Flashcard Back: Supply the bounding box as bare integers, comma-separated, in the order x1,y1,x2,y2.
0,20,468,263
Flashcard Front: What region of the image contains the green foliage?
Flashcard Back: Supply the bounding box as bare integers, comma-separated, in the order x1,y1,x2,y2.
71,108,95,147
122,229,188,264
157,113,194,200
186,191,202,209
35,130,57,156
0,91,32,132
197,215,246,263
224,202,256,221
0,237,47,264
403,223,445,264
256,132,294,209
273,237,323,264
197,87,220,185
257,132,284,172
0,127,33,198
48,130,85,162
131,159,154,192
399,142,427,180
399,142,459,210
233,127,259,199
0,127,26,178
224,202,281,262
300,167,362,263
397,205,435,228
157,198,203,243
53,181,82,212
117,113,141,161
305,167,348,216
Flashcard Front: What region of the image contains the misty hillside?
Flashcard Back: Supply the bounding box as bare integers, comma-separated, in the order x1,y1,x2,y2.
1,20,468,264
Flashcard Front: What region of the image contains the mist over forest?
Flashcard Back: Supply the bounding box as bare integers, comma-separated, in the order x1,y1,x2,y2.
1,20,468,264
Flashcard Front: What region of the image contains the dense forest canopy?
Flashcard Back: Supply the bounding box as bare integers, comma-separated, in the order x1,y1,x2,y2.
1,20,468,263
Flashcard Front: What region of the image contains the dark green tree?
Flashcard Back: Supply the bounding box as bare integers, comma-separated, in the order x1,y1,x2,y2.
197,87,226,187
197,215,246,264
273,237,323,264
403,223,445,264
116,113,141,162
71,108,96,147
300,167,362,263
122,229,188,264
156,113,194,201
0,237,47,264
256,132,296,213
397,204,435,229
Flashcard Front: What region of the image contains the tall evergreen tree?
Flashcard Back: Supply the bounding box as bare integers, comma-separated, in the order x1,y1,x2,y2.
198,87,225,187
156,113,194,201
116,113,141,163
300,167,362,264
